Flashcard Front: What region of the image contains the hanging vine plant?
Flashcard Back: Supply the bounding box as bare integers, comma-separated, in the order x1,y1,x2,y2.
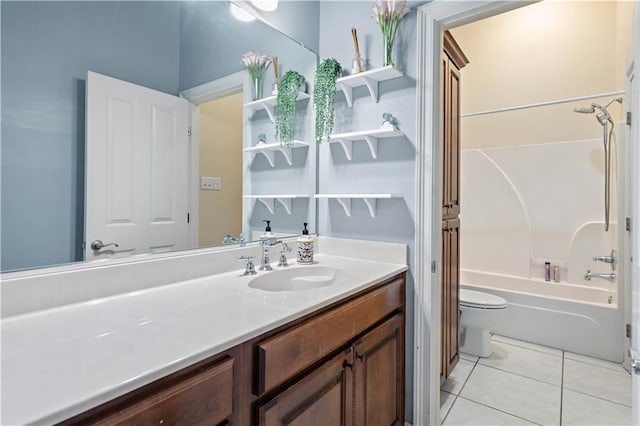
313,58,342,143
276,70,306,147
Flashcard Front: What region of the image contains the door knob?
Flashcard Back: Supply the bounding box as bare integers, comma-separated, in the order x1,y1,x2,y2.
90,240,119,251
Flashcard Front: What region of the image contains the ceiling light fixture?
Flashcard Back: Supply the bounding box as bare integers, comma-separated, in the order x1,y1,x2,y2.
249,0,278,12
230,3,256,22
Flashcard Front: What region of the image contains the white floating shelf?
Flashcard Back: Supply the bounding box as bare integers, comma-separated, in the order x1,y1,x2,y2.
335,66,403,107
243,140,309,167
329,128,404,160
243,195,310,215
315,193,402,218
244,92,310,123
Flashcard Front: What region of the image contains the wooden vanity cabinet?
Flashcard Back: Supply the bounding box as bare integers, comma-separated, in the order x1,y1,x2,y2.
60,353,236,426
60,273,406,426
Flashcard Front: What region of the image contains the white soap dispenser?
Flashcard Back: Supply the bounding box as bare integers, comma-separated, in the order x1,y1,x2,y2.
297,223,314,264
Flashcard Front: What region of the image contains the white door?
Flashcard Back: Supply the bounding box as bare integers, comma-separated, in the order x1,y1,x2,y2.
85,71,191,260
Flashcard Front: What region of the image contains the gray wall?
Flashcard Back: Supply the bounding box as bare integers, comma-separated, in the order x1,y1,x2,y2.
250,0,320,53
317,1,423,421
1,1,181,271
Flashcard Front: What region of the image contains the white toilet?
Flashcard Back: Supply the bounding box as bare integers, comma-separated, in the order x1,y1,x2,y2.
459,288,508,357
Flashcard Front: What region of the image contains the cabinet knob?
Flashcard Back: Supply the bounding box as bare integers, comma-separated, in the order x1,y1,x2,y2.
357,353,366,362
343,360,353,370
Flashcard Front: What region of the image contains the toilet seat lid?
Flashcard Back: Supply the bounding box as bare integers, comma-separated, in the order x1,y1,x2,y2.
460,289,507,309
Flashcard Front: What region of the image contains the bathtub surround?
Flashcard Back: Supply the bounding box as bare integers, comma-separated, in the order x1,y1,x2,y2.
460,139,618,288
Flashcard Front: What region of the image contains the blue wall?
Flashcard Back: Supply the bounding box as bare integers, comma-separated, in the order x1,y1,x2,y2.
1,1,180,271
317,1,424,421
179,1,316,91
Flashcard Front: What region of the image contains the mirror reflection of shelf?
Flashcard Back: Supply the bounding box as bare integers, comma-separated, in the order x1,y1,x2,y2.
243,195,310,215
243,141,309,167
244,92,311,123
335,66,403,107
328,128,404,160
314,194,402,218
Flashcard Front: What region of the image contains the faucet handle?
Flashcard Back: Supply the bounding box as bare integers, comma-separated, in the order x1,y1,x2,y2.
278,251,289,267
238,256,256,276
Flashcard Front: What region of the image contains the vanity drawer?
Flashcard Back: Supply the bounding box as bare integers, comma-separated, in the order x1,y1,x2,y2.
90,356,234,426
256,276,404,395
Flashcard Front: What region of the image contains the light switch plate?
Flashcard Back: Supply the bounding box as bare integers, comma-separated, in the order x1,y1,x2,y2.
201,176,221,190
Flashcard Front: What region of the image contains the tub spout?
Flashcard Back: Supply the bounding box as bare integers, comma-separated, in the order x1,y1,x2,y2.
584,270,616,282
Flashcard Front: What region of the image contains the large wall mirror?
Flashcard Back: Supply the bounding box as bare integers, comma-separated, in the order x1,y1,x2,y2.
1,1,318,272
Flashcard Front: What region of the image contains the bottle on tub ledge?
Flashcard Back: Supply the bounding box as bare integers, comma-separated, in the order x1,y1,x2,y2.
544,261,551,282
553,264,561,283
297,223,314,264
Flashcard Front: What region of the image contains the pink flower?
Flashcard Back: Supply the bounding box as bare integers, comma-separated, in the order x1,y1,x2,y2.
388,0,409,19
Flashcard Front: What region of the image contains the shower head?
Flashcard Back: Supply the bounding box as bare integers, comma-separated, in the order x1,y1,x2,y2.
574,106,595,113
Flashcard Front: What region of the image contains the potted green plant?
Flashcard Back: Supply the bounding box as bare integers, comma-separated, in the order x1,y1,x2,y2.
313,58,342,143
276,70,306,147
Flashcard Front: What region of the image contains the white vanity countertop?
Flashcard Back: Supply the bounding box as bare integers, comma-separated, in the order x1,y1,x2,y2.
1,253,407,425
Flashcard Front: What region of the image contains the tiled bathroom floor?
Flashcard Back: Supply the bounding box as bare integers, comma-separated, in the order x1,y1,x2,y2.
441,335,633,425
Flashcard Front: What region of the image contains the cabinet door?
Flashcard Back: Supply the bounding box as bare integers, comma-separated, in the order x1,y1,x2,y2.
441,219,460,379
447,60,461,218
354,314,405,426
442,55,461,219
257,348,354,426
441,54,452,217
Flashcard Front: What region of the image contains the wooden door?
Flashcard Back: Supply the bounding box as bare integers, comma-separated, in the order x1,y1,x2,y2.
85,71,191,260
257,348,354,426
441,31,468,380
441,219,460,379
353,314,405,426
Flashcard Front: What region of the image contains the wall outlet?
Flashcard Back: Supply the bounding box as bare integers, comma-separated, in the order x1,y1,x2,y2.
200,176,221,191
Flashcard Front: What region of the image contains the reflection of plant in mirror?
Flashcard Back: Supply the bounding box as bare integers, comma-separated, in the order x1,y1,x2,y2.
276,70,305,147
313,58,342,143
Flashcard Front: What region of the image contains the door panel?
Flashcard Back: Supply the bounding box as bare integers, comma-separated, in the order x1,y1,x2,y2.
257,348,353,426
86,71,190,260
354,314,404,426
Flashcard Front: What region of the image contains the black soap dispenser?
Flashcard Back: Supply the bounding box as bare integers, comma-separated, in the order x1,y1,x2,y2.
297,222,314,264
261,220,274,239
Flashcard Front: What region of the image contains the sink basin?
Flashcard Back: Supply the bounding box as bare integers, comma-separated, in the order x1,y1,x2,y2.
249,266,346,292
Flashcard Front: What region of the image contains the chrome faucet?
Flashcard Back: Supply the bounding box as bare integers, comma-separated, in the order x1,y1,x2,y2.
259,237,279,271
222,234,245,245
592,249,616,270
275,241,292,267
238,256,256,276
584,270,616,282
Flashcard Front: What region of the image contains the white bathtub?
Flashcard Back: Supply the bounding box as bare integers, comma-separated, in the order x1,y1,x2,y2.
461,269,624,362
